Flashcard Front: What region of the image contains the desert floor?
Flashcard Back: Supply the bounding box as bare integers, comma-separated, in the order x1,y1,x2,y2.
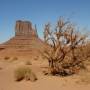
0,56,90,90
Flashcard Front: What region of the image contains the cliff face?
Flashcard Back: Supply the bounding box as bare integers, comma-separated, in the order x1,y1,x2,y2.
15,20,38,37
0,20,48,57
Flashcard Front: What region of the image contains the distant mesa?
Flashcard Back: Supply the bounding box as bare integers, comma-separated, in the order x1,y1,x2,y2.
0,20,47,57
15,20,38,37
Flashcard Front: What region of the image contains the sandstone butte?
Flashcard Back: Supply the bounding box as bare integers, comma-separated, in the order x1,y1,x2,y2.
0,20,48,58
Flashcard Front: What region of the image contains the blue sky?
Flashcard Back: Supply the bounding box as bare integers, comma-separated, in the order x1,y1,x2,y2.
0,0,90,43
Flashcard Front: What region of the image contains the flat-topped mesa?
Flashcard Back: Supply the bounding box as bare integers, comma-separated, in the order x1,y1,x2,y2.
15,20,38,37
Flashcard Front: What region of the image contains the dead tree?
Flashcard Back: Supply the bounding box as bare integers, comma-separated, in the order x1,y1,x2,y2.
43,18,87,76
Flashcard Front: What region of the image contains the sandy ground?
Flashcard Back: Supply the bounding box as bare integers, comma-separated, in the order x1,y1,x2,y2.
0,57,90,90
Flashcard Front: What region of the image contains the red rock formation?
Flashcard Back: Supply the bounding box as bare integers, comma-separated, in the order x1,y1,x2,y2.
0,20,48,57
15,20,38,37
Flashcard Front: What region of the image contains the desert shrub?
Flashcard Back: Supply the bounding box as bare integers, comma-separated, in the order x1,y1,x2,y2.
8,57,18,63
4,56,10,60
43,17,87,76
25,60,32,65
12,57,18,60
83,42,90,59
14,66,28,81
34,57,38,61
14,66,37,82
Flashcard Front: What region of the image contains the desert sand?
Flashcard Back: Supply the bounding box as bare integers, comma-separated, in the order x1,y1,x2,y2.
0,56,90,90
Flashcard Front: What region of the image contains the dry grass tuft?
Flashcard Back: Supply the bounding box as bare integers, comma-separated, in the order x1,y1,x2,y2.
9,57,18,62
14,66,37,82
12,57,18,60
25,60,32,65
4,56,10,60
14,66,28,81
34,56,39,61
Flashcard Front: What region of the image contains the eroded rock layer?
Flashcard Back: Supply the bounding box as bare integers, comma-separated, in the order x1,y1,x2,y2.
0,20,47,57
